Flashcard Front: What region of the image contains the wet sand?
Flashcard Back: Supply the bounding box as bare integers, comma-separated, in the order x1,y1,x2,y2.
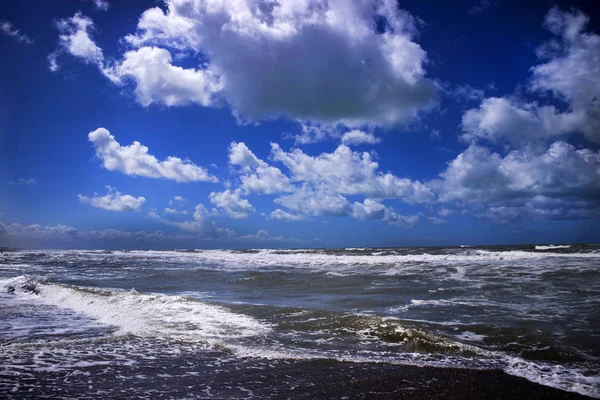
3,357,593,399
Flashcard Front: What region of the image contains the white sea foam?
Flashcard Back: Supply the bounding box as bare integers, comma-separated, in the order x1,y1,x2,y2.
504,357,600,398
8,248,600,280
3,276,270,344
535,245,572,250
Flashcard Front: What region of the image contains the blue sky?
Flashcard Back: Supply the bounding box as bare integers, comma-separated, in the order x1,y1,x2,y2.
1,0,599,249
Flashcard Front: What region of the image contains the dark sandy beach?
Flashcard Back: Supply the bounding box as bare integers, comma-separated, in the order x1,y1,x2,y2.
3,357,592,399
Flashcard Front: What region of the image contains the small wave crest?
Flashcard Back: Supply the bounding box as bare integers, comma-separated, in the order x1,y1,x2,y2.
2,276,271,345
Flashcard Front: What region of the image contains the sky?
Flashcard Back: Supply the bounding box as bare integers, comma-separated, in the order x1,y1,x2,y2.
1,0,599,249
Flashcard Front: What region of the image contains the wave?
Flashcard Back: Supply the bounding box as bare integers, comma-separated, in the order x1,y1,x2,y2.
535,245,572,250
2,275,598,397
1,276,270,344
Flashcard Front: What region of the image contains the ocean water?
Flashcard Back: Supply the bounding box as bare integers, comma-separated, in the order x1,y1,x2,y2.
1,245,599,398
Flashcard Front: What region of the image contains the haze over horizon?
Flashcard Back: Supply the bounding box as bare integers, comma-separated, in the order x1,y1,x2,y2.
1,0,600,249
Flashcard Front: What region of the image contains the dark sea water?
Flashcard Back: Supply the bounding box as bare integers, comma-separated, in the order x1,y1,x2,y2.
1,245,599,398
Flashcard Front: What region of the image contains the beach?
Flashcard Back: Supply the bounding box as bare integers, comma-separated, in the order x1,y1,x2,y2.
1,246,599,398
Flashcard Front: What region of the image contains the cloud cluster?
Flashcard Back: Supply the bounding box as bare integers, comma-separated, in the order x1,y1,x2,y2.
209,189,255,219
1,20,33,44
51,1,439,127
150,204,221,236
227,142,427,226
89,127,217,183
78,186,146,211
228,142,292,195
44,5,600,230
461,7,600,147
434,141,600,203
442,7,600,222
0,220,303,248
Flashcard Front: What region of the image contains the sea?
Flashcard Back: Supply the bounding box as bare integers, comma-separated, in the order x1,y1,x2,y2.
1,245,599,398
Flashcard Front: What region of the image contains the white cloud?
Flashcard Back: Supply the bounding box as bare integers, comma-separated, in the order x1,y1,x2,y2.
529,7,600,144
66,0,439,127
47,52,60,72
53,13,104,66
228,142,292,195
438,207,453,217
351,199,421,227
468,0,497,16
165,208,188,215
150,204,222,236
237,229,303,243
0,220,305,248
89,127,217,183
209,189,255,219
267,209,307,221
78,186,146,212
224,141,433,227
288,122,341,145
341,130,381,146
480,196,600,222
271,143,435,203
1,20,33,44
351,199,387,220
432,141,600,215
81,0,110,11
169,196,187,206
428,216,447,224
461,8,600,147
112,46,221,107
448,7,600,222
8,178,37,185
275,185,351,217
0,220,194,248
448,84,485,102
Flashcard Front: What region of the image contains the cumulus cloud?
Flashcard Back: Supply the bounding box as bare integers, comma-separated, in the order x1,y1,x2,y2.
59,0,438,127
78,186,146,211
351,199,420,227
274,185,352,217
271,143,435,203
89,127,217,182
267,209,307,221
1,20,33,44
462,8,600,147
228,142,292,195
225,141,433,227
150,203,223,236
52,13,104,69
110,46,221,107
443,7,600,222
341,130,381,146
431,141,600,220
529,7,600,143
209,189,255,219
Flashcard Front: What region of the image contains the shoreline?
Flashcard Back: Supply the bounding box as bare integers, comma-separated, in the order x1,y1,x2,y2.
2,358,594,399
